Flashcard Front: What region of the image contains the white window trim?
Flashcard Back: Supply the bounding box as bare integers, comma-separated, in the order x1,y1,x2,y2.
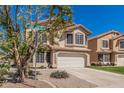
119,40,124,50
66,32,86,47
101,39,110,49
75,32,85,46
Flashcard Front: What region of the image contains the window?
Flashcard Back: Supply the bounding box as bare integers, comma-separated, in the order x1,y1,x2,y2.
98,54,110,62
102,40,109,48
37,33,47,43
67,34,73,44
75,33,84,45
46,52,51,63
120,40,124,49
41,34,47,43
36,52,44,63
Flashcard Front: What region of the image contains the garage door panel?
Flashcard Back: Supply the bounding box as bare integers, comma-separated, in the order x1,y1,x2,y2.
57,53,85,68
117,55,124,66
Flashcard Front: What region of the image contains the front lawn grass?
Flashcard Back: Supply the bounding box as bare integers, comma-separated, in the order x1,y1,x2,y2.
91,66,124,75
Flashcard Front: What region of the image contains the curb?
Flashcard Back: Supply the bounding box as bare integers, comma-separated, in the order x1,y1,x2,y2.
88,68,124,77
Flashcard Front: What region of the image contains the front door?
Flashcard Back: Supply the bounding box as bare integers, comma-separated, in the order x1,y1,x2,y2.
98,53,111,64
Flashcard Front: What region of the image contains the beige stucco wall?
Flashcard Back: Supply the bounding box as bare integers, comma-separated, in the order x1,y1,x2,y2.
88,32,120,64
88,39,98,64
58,28,88,49
97,33,115,52
113,36,124,52
27,27,91,68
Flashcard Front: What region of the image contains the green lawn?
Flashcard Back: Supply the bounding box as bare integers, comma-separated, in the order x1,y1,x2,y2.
91,66,124,75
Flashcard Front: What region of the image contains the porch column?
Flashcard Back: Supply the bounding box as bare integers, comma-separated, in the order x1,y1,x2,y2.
73,31,75,44
33,52,36,67
44,52,48,67
115,54,118,65
51,50,57,68
86,53,90,66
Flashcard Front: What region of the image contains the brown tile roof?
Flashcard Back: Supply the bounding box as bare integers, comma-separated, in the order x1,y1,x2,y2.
65,24,92,35
88,30,120,41
38,19,92,35
112,34,124,40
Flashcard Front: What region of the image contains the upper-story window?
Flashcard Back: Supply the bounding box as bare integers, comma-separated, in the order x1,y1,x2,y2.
120,40,124,49
75,33,84,45
67,34,73,44
102,39,109,49
41,34,47,43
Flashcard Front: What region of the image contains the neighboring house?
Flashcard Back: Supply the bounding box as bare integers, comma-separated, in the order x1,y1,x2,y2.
28,20,92,68
88,30,124,66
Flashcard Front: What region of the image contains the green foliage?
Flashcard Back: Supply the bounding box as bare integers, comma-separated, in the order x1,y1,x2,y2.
50,70,69,79
0,5,72,81
18,42,29,56
0,5,72,62
0,64,10,80
43,5,73,45
91,66,124,75
91,63,96,66
28,70,41,76
39,65,46,69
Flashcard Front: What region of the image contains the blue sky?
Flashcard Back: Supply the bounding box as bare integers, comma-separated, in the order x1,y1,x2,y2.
71,5,124,37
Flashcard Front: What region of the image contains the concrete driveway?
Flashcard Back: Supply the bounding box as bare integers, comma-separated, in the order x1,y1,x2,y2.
61,68,124,88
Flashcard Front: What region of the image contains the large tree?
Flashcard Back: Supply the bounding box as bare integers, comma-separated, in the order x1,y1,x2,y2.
0,5,72,82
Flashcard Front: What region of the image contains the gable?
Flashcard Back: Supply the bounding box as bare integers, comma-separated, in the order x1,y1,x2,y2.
113,35,124,46
98,33,116,40
112,34,124,51
73,28,88,35
112,34,124,40
88,31,120,41
65,25,91,36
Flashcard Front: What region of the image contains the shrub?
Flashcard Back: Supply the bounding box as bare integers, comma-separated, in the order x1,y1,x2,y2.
97,63,102,66
50,70,69,79
28,70,41,76
91,63,96,66
0,64,10,81
39,65,46,69
110,63,115,66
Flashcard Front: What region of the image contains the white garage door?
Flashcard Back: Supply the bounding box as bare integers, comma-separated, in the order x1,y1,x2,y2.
57,53,85,68
117,55,124,66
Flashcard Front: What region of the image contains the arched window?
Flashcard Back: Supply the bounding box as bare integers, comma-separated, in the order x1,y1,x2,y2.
75,33,84,45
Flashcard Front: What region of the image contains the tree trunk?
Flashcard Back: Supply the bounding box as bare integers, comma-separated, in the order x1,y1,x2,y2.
13,40,25,82
24,64,29,78
24,50,35,78
17,66,25,82
23,31,38,78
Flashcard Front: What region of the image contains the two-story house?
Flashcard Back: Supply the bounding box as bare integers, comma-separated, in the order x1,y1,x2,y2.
29,20,92,68
88,30,124,66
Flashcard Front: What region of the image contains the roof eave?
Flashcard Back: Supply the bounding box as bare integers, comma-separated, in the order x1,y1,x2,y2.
88,30,121,41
